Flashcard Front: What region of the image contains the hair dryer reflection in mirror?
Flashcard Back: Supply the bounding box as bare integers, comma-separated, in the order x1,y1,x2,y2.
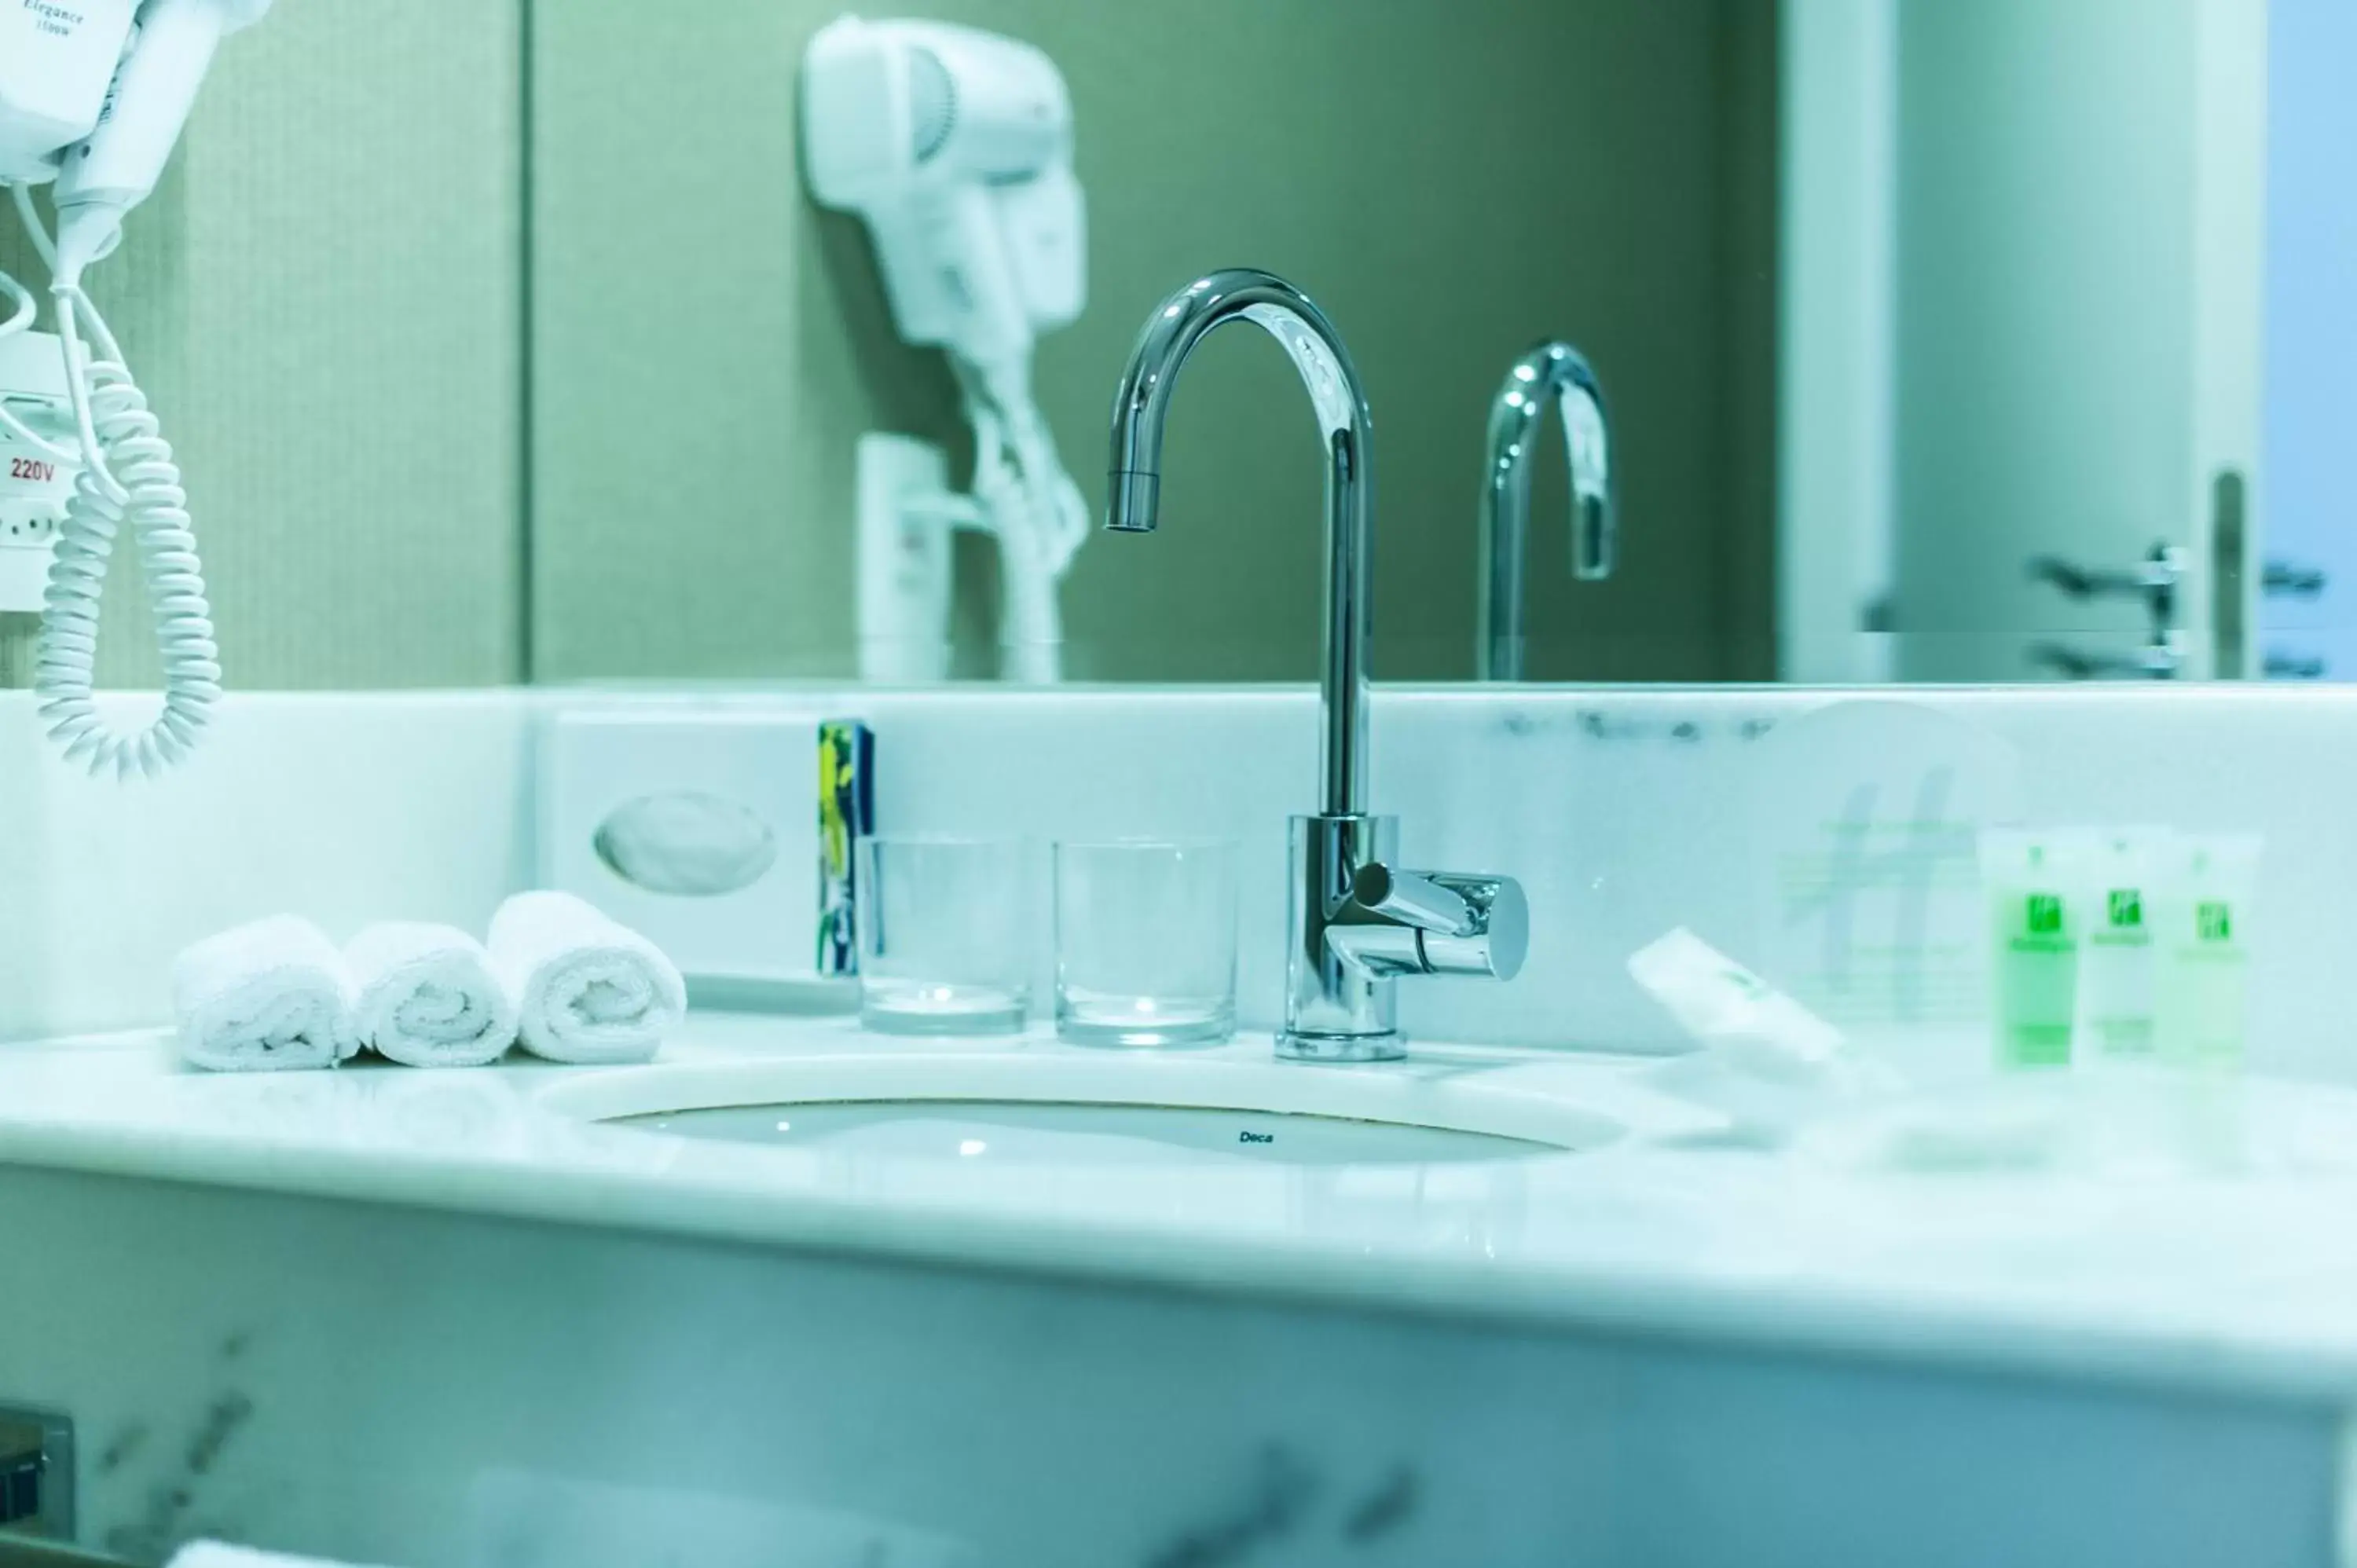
802,16,1091,683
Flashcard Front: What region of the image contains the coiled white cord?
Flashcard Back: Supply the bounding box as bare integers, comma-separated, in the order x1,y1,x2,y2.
9,182,219,779
953,355,1088,683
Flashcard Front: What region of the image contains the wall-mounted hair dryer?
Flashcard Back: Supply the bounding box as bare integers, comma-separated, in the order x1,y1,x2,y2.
1,0,269,251
802,15,1089,683
0,0,273,776
51,0,275,277
0,2,132,184
802,15,1084,374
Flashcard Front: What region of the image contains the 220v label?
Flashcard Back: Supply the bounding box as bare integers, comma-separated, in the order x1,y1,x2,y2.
6,459,57,484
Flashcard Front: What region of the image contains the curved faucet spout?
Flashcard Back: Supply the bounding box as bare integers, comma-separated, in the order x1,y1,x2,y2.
1106,269,1374,818
1478,341,1615,683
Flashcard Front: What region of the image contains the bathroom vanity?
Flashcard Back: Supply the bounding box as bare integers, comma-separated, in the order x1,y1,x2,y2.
5,683,2357,1568
7,1017,2356,1568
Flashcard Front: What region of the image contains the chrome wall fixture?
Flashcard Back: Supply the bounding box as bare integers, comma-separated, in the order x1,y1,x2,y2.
1478,341,1616,682
2028,543,2188,680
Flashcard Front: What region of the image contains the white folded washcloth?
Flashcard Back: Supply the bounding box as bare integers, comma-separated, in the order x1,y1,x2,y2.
345,921,519,1068
487,891,684,1064
171,916,358,1073
170,1541,393,1568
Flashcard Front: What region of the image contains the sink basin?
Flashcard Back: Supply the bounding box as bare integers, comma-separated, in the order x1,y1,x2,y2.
537,1050,1623,1168
622,1101,1551,1167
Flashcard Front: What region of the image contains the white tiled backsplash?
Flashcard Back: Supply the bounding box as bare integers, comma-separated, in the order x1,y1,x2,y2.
6,685,2350,1080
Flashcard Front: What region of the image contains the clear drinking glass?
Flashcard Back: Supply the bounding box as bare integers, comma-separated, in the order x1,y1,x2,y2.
856,836,1032,1035
1054,839,1238,1046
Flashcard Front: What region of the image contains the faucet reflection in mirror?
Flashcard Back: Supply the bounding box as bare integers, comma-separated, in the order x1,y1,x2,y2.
1478,342,1616,683
1105,269,1530,1062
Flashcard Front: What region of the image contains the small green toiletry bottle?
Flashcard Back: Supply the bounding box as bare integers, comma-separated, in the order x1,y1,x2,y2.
1980,831,2082,1068
2080,830,2165,1060
2157,836,2261,1071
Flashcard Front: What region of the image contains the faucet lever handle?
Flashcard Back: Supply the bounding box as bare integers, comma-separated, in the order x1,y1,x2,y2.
1342,865,1530,981
1351,863,1476,936
1410,870,1530,980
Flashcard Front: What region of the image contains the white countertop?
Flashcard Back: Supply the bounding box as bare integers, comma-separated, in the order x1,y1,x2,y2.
9,1014,2357,1407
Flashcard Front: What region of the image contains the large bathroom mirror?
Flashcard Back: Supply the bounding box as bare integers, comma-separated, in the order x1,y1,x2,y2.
526,0,2344,687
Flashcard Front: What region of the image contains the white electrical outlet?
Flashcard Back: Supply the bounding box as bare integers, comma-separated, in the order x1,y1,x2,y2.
0,331,74,614
0,498,61,612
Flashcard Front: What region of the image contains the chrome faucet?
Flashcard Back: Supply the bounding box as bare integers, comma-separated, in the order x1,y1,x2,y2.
1478,342,1615,682
1108,269,1529,1062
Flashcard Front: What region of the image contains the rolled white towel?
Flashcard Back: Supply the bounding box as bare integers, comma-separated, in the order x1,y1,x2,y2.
170,1541,394,1568
487,890,684,1064
171,916,358,1073
346,921,519,1068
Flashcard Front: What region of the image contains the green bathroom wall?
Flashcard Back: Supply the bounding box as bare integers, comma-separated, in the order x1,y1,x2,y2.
0,2,1772,696
0,0,525,691
529,0,1781,684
